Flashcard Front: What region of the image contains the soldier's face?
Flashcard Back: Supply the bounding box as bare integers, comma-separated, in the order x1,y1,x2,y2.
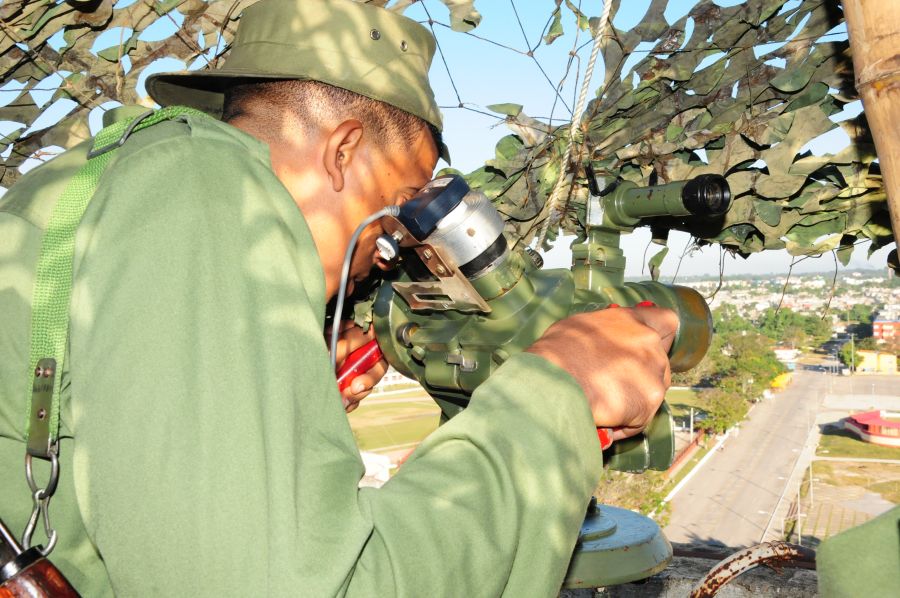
345,126,439,288
265,115,439,300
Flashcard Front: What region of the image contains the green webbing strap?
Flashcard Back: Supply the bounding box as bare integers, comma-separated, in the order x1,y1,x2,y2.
26,105,206,458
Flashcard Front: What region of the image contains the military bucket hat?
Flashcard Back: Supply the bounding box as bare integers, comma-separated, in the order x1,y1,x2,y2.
146,0,443,133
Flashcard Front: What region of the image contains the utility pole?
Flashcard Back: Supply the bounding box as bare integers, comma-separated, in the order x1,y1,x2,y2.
844,1,900,251
690,407,694,444
851,332,856,373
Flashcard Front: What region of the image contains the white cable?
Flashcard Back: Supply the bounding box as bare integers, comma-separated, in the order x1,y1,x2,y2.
330,206,400,371
536,0,613,247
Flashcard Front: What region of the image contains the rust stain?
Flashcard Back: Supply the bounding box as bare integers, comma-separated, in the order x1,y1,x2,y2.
689,542,814,598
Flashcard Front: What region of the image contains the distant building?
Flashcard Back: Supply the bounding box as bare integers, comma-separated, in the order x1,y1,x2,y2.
856,350,898,374
773,347,800,363
373,367,422,392
878,304,900,321
842,410,900,447
873,319,898,342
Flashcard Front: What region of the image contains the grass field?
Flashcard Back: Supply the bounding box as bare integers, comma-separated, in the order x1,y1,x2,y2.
817,428,900,460
666,388,705,418
813,461,900,503
348,390,440,452
349,386,708,454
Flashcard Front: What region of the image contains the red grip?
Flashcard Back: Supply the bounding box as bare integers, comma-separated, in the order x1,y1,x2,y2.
337,339,383,392
597,427,614,450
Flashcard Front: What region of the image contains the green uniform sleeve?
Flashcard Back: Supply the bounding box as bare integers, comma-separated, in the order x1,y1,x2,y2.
351,353,603,596
817,505,900,597
60,118,602,596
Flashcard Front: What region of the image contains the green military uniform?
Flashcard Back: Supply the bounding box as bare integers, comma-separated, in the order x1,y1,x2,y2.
0,112,602,595
816,504,900,596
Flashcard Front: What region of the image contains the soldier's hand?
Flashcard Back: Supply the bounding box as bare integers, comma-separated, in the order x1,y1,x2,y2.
526,306,678,440
330,321,388,413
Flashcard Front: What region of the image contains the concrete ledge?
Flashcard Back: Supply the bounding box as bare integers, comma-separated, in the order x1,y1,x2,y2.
561,546,818,597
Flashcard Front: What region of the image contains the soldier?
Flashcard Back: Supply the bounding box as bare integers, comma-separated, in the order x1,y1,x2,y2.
0,0,676,594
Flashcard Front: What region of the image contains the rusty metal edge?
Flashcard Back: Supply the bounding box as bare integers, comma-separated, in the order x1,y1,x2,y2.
687,542,817,598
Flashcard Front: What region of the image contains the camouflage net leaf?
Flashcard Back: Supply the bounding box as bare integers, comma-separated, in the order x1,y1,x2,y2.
0,0,478,187
0,0,251,187
461,0,891,261
0,0,890,263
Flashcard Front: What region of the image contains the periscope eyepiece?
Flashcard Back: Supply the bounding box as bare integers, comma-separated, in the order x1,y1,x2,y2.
378,175,509,314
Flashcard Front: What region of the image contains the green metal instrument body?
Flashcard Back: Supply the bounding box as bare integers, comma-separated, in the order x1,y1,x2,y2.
374,177,719,473
373,253,712,472
370,174,728,587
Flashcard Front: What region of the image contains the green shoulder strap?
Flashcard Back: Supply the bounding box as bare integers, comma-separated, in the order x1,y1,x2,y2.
26,105,206,459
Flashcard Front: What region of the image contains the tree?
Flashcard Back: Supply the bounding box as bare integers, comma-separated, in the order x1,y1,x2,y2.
848,321,874,339
685,308,788,432
800,314,833,347
758,307,831,348
848,304,874,324
701,387,747,434
712,303,753,336
675,304,794,389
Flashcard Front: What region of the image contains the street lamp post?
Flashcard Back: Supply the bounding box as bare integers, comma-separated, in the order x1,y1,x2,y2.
809,462,814,510
689,407,695,444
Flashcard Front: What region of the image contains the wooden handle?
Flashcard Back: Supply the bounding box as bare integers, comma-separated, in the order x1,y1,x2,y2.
1,553,80,598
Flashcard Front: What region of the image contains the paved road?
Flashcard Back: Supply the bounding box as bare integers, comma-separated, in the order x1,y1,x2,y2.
664,368,830,548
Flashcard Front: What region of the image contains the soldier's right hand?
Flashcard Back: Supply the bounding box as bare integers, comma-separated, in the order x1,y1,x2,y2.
525,306,679,440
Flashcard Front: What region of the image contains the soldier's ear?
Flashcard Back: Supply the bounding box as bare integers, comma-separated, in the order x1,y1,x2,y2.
323,119,363,192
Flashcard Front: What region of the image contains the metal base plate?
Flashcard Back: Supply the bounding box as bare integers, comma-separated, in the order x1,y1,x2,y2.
563,501,672,589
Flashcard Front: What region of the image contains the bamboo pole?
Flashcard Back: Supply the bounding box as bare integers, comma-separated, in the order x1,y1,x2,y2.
843,1,900,251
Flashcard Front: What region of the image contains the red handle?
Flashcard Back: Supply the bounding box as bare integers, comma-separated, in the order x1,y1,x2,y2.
337,339,383,392
597,427,614,450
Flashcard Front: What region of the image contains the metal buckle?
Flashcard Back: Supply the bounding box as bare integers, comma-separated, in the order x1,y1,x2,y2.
27,358,57,459
22,449,60,556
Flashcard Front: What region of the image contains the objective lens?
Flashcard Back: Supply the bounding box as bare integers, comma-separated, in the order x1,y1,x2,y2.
682,174,731,217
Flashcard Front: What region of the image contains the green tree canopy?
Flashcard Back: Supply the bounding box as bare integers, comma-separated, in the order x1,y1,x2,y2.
758,306,832,347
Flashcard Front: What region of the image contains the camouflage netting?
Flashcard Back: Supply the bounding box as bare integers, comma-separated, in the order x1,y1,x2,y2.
0,0,480,185
463,0,891,264
0,0,892,263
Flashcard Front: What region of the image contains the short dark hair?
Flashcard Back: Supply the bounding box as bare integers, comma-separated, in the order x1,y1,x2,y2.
222,79,441,153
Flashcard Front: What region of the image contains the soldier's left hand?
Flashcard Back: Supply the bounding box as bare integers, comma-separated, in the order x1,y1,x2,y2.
330,321,388,413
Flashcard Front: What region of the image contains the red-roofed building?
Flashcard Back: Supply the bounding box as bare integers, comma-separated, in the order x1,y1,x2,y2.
842,410,900,447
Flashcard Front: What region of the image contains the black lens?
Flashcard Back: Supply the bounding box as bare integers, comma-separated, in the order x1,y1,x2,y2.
682,174,731,216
